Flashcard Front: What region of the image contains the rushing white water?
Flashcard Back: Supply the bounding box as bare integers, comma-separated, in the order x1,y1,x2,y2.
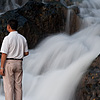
1,0,100,100
66,9,71,33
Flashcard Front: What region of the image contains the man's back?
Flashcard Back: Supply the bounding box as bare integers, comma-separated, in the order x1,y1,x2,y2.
1,31,28,59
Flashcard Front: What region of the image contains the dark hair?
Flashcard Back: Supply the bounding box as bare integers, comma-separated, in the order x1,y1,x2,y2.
7,19,18,30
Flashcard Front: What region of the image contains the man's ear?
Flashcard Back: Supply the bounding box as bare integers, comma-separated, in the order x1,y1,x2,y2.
9,25,11,29
7,25,10,32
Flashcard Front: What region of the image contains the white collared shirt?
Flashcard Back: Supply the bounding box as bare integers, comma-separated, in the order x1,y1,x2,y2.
0,31,28,59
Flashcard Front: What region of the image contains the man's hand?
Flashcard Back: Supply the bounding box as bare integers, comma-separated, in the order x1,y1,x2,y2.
24,52,29,56
0,68,5,76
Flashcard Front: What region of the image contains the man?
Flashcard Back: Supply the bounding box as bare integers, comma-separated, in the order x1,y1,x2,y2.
0,19,29,100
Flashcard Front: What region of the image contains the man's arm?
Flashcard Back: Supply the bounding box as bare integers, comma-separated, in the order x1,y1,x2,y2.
1,53,7,68
0,53,7,76
24,52,29,56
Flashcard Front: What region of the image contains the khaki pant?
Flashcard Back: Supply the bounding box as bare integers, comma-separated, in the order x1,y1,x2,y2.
3,60,23,100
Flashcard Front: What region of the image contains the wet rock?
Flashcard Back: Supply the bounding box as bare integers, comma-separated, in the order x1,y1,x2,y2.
69,10,80,35
0,1,80,48
0,0,6,12
0,1,67,49
75,54,100,100
15,0,29,5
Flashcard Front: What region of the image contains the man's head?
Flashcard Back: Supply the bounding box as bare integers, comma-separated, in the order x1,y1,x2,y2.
7,19,18,32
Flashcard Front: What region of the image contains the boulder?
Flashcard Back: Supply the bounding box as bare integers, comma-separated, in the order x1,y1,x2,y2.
0,1,80,49
75,54,100,100
0,1,67,49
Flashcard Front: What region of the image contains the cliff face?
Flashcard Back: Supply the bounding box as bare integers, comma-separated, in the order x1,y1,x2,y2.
75,55,100,100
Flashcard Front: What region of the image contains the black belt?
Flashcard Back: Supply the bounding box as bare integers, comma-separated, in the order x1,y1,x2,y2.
6,58,23,60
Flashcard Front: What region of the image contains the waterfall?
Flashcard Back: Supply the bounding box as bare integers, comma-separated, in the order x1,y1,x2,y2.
66,9,71,34
1,0,100,100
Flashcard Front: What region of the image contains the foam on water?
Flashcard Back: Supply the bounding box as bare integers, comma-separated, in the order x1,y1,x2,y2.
1,0,100,100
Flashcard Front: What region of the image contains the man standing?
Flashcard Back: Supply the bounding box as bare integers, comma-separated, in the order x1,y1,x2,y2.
0,19,29,100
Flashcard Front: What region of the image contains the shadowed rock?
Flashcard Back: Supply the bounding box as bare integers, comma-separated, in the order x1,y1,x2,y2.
0,1,80,49
0,1,67,49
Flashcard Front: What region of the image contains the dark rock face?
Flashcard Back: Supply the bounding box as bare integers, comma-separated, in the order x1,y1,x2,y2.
16,0,29,5
0,0,6,12
75,55,100,100
69,9,80,35
0,1,67,49
0,0,80,49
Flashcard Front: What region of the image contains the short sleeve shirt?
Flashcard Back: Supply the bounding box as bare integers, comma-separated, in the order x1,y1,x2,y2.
0,31,28,59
